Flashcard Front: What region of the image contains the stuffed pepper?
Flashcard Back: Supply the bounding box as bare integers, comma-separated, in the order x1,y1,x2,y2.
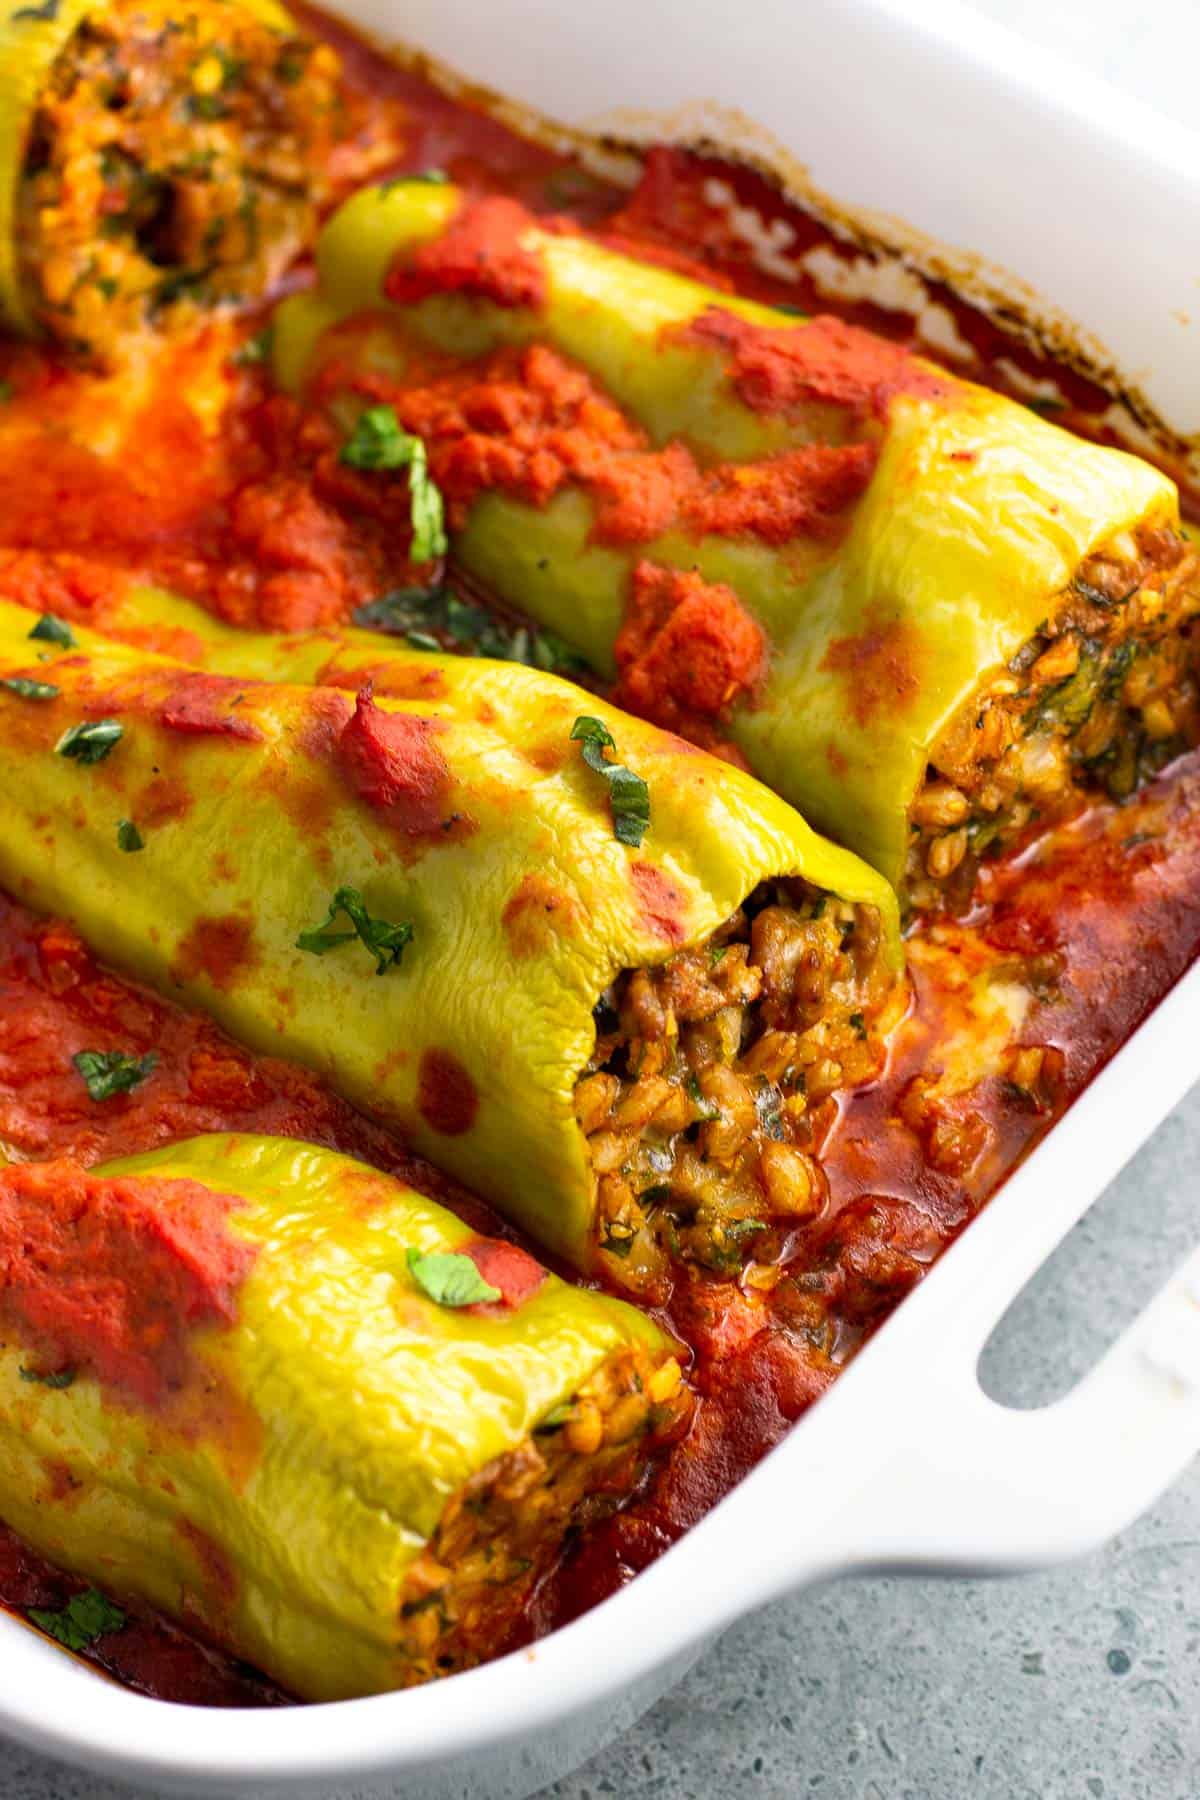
0,1131,687,1698
0,0,339,358
270,181,1200,906
0,596,901,1283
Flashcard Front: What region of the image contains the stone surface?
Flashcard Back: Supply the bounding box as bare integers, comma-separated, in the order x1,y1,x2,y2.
2,3,1199,1798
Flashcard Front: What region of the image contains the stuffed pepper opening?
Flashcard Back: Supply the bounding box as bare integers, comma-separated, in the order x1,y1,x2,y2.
396,1338,685,1683
906,522,1200,910
4,0,339,358
579,878,894,1284
0,1135,690,1700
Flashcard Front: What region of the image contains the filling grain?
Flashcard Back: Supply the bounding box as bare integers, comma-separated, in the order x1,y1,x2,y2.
577,880,895,1289
395,1343,689,1683
907,524,1200,911
17,0,340,359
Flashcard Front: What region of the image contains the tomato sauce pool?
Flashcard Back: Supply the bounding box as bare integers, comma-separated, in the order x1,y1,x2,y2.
0,2,1198,1705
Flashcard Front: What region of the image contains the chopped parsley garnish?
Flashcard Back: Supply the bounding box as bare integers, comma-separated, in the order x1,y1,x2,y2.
340,405,447,563
686,1072,719,1119
116,819,144,853
405,1247,500,1308
72,1049,157,1102
638,1183,673,1205
29,1589,126,1652
352,586,446,634
0,380,12,404
379,169,448,194
56,718,122,764
12,0,62,22
352,585,588,676
570,715,650,847
233,326,272,367
535,1399,574,1432
28,613,75,649
753,1079,784,1140
1026,395,1066,416
599,1223,635,1258
1,676,58,701
19,1365,75,1390
296,885,414,975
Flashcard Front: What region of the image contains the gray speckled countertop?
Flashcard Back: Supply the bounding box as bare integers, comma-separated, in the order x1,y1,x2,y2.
4,4,1200,1798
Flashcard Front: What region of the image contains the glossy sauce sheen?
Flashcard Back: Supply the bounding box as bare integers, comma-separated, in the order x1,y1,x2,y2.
0,4,1197,1705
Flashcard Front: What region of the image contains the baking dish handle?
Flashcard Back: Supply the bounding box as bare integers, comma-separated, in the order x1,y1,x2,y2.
829,1239,1200,1575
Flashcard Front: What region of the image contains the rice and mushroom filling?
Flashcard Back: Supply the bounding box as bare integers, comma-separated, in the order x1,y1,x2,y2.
575,879,895,1290
395,1342,689,1685
17,0,340,358
907,523,1200,912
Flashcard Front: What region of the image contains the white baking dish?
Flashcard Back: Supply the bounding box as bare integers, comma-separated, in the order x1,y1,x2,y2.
3,1,1200,1793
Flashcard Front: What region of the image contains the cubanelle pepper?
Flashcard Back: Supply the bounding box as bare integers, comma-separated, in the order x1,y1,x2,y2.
0,0,337,357
0,1131,686,1699
0,595,902,1283
270,181,1200,906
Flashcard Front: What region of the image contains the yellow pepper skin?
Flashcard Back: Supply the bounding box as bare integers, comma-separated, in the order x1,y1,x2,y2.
0,1132,671,1699
0,0,297,337
274,182,1182,885
0,597,900,1266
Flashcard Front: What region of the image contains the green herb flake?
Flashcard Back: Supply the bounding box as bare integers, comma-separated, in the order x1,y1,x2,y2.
686,1072,719,1120
19,1365,75,1389
405,1247,500,1308
352,585,444,635
233,326,272,367
570,715,650,848
72,1049,157,1102
535,1399,574,1433
275,44,309,83
56,718,122,764
12,0,61,22
296,885,414,975
28,613,75,649
399,1587,444,1620
379,169,448,194
1,676,58,701
340,405,447,563
0,380,13,404
849,1010,867,1038
638,1183,673,1205
352,585,589,676
116,819,144,853
29,1588,126,1653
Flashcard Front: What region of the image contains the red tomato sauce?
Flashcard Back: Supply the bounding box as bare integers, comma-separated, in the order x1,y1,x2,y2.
0,1161,254,1407
309,326,881,570
385,195,551,309
671,305,948,418
0,0,1198,1708
613,562,767,755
